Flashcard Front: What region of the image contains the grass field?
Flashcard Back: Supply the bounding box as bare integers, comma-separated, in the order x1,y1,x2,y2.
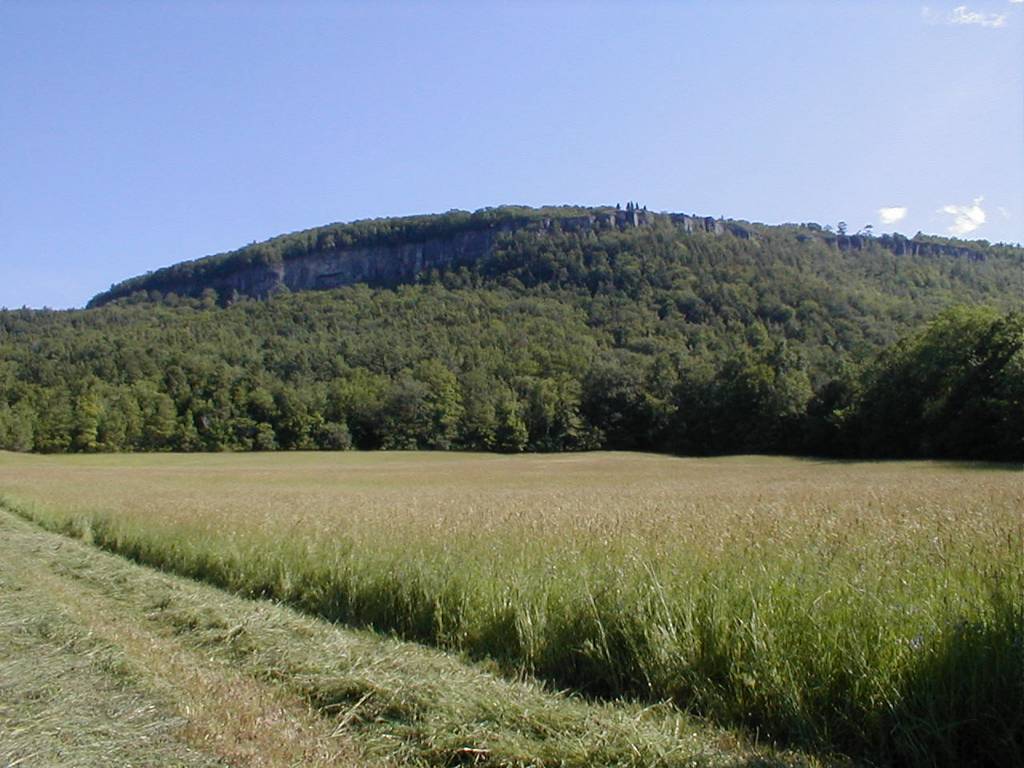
1,505,814,768
1,451,1020,766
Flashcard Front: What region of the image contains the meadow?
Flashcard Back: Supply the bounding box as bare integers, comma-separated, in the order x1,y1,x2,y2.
1,451,1020,766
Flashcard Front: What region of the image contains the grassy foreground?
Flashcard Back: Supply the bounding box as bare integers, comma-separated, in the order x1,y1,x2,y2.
0,506,815,767
1,451,1020,766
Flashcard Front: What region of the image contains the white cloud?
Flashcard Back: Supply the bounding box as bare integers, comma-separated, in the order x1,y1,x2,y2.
940,196,987,235
997,206,1012,219
949,5,1007,26
878,206,908,225
1011,0,1023,5
922,4,1009,25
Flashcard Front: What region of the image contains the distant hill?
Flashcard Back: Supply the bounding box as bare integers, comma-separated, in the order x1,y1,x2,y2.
88,205,1019,307
3,205,1022,460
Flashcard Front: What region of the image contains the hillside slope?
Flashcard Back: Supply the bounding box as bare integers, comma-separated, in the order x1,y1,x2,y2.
88,205,1019,307
2,206,1022,460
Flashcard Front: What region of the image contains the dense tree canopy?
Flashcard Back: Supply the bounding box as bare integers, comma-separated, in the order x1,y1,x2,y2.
3,210,1022,461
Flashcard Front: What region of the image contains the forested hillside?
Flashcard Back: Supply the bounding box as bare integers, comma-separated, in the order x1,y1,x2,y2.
3,208,1022,460
88,205,1017,308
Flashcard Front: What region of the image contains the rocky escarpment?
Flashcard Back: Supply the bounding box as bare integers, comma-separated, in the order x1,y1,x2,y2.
807,232,992,261
87,206,1001,307
191,227,503,302
89,208,731,306
90,227,497,306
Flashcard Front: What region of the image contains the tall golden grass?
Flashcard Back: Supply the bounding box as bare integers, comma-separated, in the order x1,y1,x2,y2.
2,451,1020,766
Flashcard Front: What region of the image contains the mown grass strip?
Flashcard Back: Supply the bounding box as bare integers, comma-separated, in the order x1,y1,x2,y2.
0,514,361,767
1,556,221,767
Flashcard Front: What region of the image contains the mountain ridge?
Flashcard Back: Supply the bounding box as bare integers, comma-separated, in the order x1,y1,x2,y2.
88,205,1016,308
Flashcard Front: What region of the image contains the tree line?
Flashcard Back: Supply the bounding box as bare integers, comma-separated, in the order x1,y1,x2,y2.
5,215,1022,460
2,289,1020,460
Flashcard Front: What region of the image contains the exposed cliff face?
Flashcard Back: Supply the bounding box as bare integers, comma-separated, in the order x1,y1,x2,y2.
87,206,1000,308
188,228,502,301
90,209,694,306
298,228,500,291
794,232,989,261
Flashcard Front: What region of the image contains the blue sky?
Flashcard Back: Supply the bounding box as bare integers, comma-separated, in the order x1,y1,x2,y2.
2,1,1022,309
